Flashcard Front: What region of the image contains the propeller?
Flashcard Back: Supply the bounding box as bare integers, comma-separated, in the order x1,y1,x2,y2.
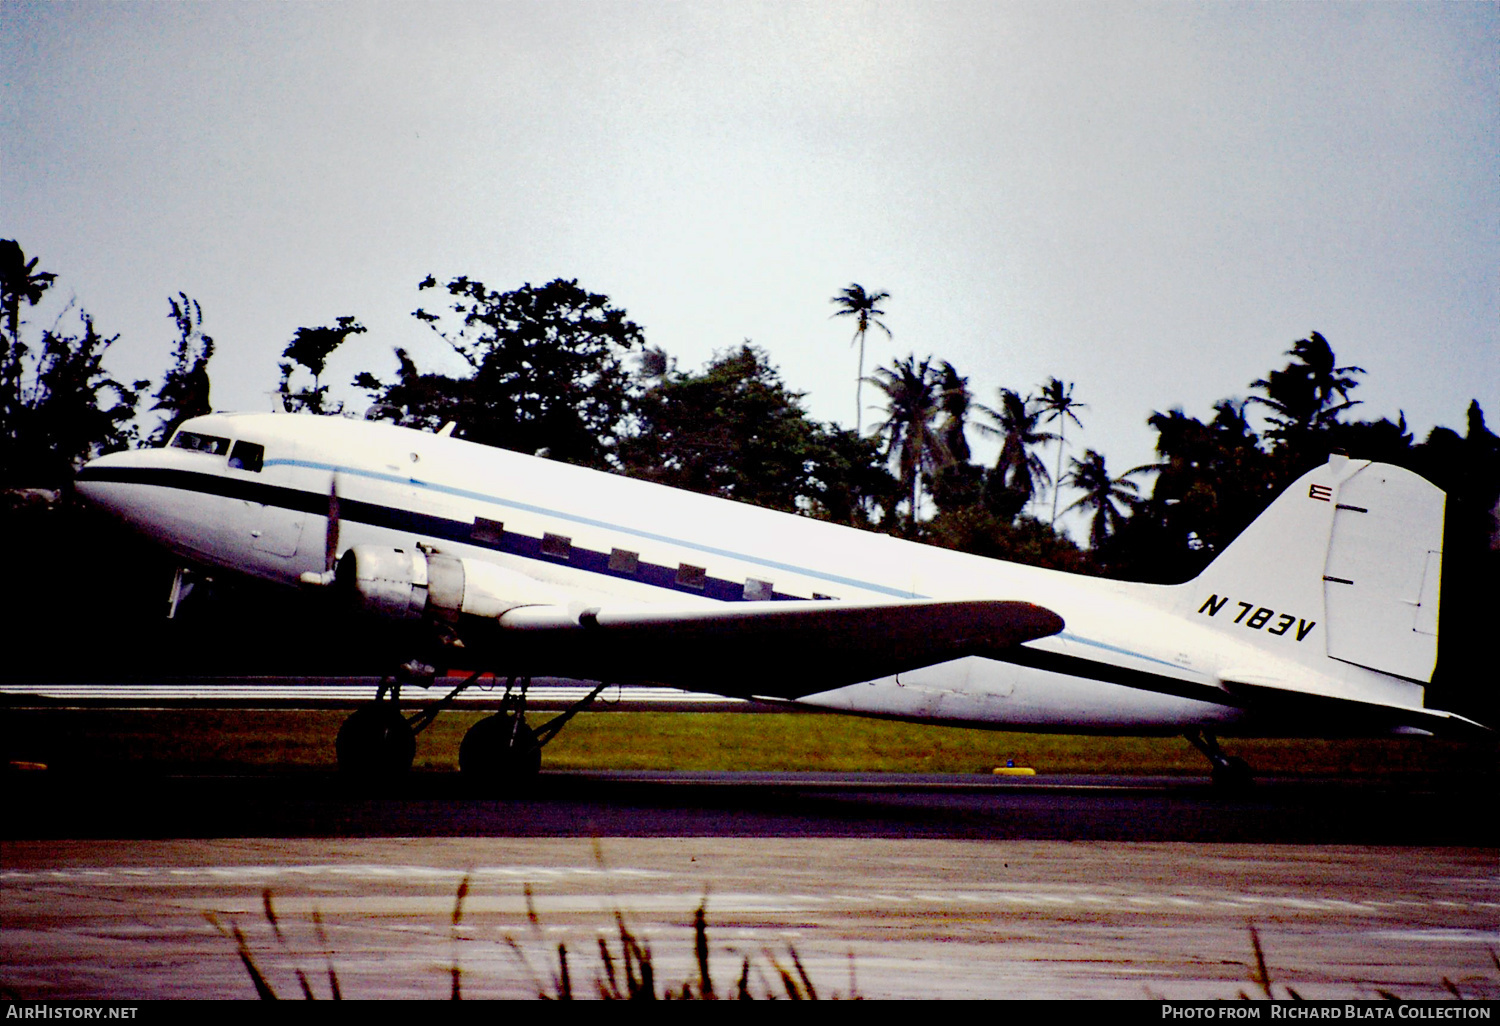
325,471,341,575
299,471,342,587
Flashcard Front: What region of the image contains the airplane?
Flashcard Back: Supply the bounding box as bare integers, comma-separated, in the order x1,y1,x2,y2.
72,410,1488,787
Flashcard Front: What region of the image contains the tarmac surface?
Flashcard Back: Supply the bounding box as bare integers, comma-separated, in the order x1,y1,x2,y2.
2,770,1497,1000
4,769,1497,844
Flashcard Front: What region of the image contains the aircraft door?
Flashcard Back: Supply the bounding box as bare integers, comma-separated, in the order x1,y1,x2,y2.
251,504,306,557
238,438,307,559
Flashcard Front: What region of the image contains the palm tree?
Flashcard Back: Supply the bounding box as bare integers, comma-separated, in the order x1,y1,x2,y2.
927,361,984,513
1249,331,1365,444
0,240,56,345
1037,377,1086,526
976,388,1056,518
1065,449,1142,548
868,354,945,531
830,284,891,435
935,361,972,466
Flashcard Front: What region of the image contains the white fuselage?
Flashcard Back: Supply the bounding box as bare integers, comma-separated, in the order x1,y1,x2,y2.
76,412,1364,736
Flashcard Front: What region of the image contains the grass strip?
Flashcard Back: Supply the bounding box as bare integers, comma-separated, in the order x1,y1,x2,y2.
4,707,1494,778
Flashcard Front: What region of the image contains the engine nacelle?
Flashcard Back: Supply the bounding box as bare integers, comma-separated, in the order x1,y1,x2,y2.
334,545,562,623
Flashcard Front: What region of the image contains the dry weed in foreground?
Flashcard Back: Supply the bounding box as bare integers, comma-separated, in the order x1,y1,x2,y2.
1219,925,1500,1003
210,878,859,999
209,893,1498,1001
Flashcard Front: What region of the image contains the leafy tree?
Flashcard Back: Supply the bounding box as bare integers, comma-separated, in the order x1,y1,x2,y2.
976,388,1057,520
1106,400,1269,580
830,283,891,435
150,294,215,444
0,244,143,486
634,344,671,384
1037,377,1086,526
623,343,889,518
923,506,1090,573
0,240,58,453
1419,400,1500,533
278,316,366,414
354,347,468,432
359,277,643,468
4,312,143,487
1413,401,1500,724
801,424,897,526
1063,449,1142,549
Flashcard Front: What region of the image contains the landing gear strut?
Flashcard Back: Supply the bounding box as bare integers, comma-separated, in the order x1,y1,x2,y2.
458,677,609,789
334,671,608,788
1186,730,1253,790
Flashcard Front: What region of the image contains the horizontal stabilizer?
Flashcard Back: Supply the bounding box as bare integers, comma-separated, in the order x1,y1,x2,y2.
1218,677,1492,739
461,599,1065,699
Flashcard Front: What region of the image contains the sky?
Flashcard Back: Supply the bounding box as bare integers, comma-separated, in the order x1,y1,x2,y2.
4,1,1496,536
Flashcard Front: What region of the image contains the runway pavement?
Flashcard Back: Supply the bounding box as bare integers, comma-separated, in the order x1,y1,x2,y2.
3,836,1497,1001
2,770,1497,1000
4,769,1496,844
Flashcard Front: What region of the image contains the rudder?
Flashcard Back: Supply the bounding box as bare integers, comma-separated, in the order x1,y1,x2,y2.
1178,454,1444,684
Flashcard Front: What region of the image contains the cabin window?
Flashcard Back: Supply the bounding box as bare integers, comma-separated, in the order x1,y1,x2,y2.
228,441,264,472
170,430,230,456
471,518,504,545
608,548,639,574
541,533,572,560
676,564,707,590
743,578,774,601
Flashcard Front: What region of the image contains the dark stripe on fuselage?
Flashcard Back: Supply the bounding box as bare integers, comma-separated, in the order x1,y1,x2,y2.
78,464,1231,705
79,465,326,515
76,465,809,604
990,644,1240,709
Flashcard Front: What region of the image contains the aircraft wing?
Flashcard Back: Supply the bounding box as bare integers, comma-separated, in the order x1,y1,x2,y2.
456,599,1066,700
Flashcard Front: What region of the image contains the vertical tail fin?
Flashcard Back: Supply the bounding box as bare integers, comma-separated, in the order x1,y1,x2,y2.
1180,454,1444,684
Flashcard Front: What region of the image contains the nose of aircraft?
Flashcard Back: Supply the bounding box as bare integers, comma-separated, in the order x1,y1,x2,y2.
73,448,147,515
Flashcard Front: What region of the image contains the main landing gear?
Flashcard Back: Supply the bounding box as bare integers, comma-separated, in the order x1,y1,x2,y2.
1186,729,1254,790
336,697,416,778
335,671,608,788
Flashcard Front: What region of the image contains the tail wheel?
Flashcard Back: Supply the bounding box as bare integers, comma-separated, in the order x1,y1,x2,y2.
1211,755,1254,792
336,703,416,778
1186,730,1255,791
459,713,542,786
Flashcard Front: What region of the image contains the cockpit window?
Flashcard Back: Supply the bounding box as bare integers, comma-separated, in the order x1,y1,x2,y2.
228,441,264,472
170,430,231,455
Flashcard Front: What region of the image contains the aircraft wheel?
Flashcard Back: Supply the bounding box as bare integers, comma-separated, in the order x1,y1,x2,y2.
336,703,415,779
459,714,541,788
1211,755,1254,791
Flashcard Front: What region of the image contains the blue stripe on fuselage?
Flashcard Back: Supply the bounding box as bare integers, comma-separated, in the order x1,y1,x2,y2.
274,459,1187,674
265,457,922,599
87,457,1185,677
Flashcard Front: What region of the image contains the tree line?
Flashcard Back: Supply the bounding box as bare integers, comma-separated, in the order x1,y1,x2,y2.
4,238,1496,581
3,239,1495,718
